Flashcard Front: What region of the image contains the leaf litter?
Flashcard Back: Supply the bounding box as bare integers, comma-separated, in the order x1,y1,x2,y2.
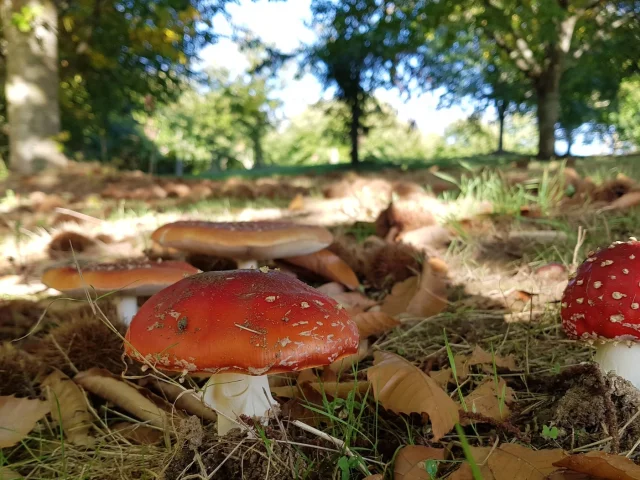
4,162,640,478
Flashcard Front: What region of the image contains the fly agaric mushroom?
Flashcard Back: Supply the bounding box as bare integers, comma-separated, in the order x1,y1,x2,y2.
561,239,640,388
150,220,333,269
124,268,360,436
42,259,200,326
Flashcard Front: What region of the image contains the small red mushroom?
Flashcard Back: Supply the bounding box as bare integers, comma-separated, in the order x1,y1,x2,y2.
561,238,640,388
124,268,360,435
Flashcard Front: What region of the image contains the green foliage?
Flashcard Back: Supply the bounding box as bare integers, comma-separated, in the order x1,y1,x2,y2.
610,75,640,150
11,5,42,33
542,424,559,440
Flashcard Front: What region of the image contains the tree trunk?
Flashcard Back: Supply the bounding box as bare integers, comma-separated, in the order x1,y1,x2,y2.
565,129,573,157
496,101,507,154
2,0,67,174
534,14,577,160
535,74,561,160
251,131,263,169
349,100,360,167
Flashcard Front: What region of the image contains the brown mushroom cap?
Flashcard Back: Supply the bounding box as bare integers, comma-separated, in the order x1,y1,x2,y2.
124,269,360,375
42,259,200,296
150,220,333,260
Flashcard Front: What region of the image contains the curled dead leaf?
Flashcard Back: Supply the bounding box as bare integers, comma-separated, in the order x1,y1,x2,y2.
308,380,370,399
381,258,448,318
151,380,217,422
451,444,566,480
0,467,21,479
429,369,453,388
112,422,164,445
354,311,401,338
462,378,514,424
600,191,640,212
74,368,181,429
394,445,446,480
553,451,640,480
284,249,360,290
42,369,94,446
327,291,377,314
367,351,459,441
454,346,518,380
0,395,50,448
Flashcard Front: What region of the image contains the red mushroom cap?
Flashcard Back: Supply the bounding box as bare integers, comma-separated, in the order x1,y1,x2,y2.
124,269,360,375
42,259,200,296
561,239,640,342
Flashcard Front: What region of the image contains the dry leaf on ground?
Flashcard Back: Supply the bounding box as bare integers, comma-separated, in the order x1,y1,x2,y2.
0,467,21,479
74,368,178,428
451,444,566,480
112,422,164,445
42,369,94,446
553,451,640,480
0,396,50,448
151,380,217,422
363,475,383,480
328,291,377,314
367,351,459,441
600,191,640,212
462,378,514,424
307,380,370,399
381,258,448,318
354,311,401,338
454,346,518,380
394,445,446,480
429,369,453,388
283,249,360,290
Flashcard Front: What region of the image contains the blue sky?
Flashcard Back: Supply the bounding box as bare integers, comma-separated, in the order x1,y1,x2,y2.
198,0,609,155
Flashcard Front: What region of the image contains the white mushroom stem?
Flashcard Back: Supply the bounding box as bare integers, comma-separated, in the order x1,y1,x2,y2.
202,372,278,436
116,296,138,327
594,341,640,389
235,259,258,269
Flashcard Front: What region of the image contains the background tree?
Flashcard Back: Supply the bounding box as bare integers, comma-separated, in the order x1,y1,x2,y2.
388,0,640,159
1,0,68,173
0,0,234,173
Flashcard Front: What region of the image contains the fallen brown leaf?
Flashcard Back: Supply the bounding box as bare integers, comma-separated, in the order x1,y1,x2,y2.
0,396,50,448
288,193,305,211
0,467,21,479
328,291,377,314
454,346,518,380
429,369,453,388
381,276,419,316
74,368,179,428
283,249,360,290
394,445,446,480
381,258,448,318
406,258,449,317
151,380,217,422
451,444,566,480
600,191,640,212
112,422,164,445
462,378,514,424
354,311,401,338
42,369,94,446
553,451,640,480
316,282,346,296
307,380,370,399
367,351,459,441
397,225,452,251
363,475,383,480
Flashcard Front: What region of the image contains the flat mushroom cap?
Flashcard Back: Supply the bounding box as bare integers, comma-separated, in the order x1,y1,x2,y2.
124,269,360,375
561,239,640,342
42,259,200,297
150,220,333,260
